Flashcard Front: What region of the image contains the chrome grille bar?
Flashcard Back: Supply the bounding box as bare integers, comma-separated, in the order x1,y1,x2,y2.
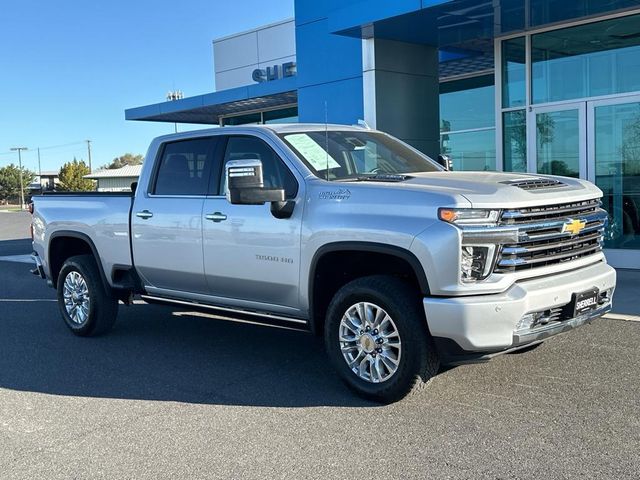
501,199,601,223
491,199,607,274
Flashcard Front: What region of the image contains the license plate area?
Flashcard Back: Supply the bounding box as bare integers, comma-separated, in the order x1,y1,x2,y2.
569,288,600,317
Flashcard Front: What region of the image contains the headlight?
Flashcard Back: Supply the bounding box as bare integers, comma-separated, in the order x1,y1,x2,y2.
460,245,496,282
438,208,500,282
439,208,500,225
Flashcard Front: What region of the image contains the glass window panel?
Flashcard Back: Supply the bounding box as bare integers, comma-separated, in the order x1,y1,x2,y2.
263,106,299,124
594,101,640,250
440,75,495,132
222,112,262,125
501,37,526,108
530,0,640,27
497,0,525,34
503,110,527,172
532,14,640,104
535,110,580,178
154,138,216,195
440,128,496,171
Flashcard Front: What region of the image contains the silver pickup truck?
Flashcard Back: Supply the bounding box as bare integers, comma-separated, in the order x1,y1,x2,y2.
31,124,616,403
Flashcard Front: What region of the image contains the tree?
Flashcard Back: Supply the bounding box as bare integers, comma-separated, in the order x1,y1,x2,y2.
0,164,36,204
58,158,94,191
102,153,144,170
505,110,555,172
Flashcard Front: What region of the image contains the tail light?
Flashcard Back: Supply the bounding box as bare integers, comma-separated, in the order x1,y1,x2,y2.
29,202,34,240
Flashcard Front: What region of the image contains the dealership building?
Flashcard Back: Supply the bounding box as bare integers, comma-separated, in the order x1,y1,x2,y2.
126,0,640,268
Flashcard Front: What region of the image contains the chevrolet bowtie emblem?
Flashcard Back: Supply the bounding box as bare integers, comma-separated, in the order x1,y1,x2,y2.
562,218,586,235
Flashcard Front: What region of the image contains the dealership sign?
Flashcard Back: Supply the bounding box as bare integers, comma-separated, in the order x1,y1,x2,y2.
252,62,296,83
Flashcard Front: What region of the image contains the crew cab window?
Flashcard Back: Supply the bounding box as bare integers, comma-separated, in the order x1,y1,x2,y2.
153,138,217,195
220,136,298,198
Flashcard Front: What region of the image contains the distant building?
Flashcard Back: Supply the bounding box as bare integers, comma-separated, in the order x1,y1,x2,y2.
28,171,59,193
84,165,142,192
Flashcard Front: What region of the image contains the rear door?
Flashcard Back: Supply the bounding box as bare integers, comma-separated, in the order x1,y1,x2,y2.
132,136,221,295
201,134,304,313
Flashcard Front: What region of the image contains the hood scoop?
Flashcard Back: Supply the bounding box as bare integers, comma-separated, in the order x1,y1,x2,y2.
500,178,567,191
356,174,413,182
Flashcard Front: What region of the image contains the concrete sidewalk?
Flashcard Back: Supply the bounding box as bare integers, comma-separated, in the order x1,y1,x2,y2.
610,269,639,318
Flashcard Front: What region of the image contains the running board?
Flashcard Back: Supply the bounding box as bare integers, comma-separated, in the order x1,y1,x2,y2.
140,295,309,331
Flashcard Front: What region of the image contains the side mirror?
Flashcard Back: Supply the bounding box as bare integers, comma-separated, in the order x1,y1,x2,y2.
437,154,452,171
226,158,285,205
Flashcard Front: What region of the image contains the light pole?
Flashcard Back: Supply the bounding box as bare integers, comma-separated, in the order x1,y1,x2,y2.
166,90,184,133
86,140,92,172
10,147,28,209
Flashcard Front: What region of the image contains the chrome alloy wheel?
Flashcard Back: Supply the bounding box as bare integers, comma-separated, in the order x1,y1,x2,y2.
63,271,91,325
338,302,402,383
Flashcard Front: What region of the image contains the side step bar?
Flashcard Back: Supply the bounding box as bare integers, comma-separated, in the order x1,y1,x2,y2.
140,295,309,331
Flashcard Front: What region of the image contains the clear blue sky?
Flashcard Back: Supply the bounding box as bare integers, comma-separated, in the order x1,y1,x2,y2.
0,0,293,173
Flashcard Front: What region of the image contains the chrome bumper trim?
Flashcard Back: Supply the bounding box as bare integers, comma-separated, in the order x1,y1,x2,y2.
512,303,611,346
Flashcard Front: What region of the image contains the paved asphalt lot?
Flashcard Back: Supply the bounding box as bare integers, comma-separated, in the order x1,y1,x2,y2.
0,211,638,479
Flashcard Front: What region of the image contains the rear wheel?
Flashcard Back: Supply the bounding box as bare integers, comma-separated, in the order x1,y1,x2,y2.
324,275,439,403
56,255,118,336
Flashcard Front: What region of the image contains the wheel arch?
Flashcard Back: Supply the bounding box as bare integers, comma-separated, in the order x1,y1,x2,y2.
308,242,430,336
48,231,110,293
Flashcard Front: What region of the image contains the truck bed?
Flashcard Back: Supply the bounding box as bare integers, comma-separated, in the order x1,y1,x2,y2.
32,192,135,287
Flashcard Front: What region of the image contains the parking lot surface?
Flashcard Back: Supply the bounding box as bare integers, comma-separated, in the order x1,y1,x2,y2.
0,211,638,479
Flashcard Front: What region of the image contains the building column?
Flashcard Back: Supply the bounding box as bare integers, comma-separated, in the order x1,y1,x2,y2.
362,38,440,159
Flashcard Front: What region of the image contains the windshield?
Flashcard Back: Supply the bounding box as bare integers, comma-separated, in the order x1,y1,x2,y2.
278,130,441,181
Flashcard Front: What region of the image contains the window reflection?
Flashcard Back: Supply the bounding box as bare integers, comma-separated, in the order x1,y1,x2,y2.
532,14,640,104
440,129,496,171
595,102,640,250
501,37,526,108
440,76,495,132
535,110,580,178
503,110,527,172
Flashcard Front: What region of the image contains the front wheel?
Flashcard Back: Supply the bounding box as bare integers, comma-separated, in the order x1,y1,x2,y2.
324,275,439,403
57,255,118,336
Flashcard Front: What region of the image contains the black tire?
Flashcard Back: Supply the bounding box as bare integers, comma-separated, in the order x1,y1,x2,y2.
324,275,439,404
56,254,118,336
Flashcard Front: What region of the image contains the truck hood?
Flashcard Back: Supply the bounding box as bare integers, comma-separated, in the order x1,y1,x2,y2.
399,171,602,208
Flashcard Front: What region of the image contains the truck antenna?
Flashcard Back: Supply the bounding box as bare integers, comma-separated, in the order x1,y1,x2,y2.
324,100,329,181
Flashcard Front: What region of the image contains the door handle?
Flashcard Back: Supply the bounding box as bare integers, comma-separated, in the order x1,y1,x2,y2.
136,210,153,219
205,212,227,222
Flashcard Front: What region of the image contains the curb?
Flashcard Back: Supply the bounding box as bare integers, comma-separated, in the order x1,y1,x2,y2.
604,313,640,322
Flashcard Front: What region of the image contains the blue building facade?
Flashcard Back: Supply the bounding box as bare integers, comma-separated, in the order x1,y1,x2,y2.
126,0,640,267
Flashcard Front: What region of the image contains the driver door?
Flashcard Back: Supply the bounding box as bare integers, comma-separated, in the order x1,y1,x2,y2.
201,134,304,314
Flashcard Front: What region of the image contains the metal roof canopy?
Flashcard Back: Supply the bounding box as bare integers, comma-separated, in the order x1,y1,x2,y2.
125,76,298,125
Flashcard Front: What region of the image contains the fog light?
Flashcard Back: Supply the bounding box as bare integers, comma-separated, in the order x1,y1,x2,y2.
515,313,536,332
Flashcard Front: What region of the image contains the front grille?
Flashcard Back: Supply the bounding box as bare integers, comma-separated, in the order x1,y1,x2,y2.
501,199,601,224
500,178,567,190
494,198,606,274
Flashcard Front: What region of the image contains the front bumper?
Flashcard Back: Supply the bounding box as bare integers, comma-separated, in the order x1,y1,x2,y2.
423,261,616,362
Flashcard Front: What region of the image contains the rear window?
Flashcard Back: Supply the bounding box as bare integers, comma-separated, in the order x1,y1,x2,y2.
153,138,216,195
